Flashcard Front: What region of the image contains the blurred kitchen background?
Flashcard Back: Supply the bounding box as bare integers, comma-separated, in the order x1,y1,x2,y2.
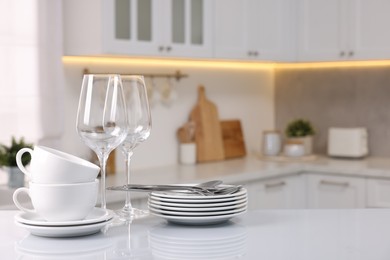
2,0,390,182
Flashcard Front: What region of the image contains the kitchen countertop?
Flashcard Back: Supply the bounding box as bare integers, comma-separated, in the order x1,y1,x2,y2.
3,155,390,208
104,155,390,204
2,208,390,259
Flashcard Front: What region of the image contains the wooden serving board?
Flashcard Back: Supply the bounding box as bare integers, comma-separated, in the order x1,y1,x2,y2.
190,86,225,162
221,120,246,159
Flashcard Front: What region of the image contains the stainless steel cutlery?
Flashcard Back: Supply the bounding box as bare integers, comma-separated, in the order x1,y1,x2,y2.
107,180,242,196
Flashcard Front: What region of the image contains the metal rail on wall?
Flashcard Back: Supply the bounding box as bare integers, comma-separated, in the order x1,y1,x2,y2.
82,68,188,81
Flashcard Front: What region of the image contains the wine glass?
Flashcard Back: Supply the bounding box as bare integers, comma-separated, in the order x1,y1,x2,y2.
76,74,128,209
116,75,152,221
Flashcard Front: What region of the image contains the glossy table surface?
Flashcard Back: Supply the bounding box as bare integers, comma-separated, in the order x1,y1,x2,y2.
1,208,390,259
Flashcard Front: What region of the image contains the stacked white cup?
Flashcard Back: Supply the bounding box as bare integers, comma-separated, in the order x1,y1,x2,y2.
13,146,100,222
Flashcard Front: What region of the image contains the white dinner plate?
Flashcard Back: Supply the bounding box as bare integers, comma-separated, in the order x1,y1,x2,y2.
150,209,246,225
15,218,113,238
149,205,247,217
148,197,247,208
149,193,247,204
15,208,114,227
149,200,247,212
151,186,246,200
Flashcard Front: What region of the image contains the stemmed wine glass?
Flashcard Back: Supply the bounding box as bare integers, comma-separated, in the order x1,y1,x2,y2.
76,74,128,209
116,75,152,221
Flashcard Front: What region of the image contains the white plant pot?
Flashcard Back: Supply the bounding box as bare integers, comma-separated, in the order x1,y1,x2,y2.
287,136,313,155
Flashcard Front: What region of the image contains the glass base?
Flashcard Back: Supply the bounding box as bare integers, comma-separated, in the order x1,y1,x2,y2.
115,207,149,221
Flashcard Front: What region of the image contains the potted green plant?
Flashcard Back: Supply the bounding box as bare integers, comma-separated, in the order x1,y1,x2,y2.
285,119,315,155
0,137,33,188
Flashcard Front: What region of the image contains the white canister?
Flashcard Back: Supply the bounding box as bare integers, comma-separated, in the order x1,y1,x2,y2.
262,131,282,156
179,143,197,164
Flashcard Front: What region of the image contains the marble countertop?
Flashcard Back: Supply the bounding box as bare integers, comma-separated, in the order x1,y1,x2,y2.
3,155,390,208
104,155,390,204
3,208,390,259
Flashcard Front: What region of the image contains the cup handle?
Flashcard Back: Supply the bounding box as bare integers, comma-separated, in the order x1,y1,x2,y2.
13,187,35,214
16,148,33,178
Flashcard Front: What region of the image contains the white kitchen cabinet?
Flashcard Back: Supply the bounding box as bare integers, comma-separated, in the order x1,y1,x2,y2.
243,175,306,210
366,179,390,208
306,174,366,209
64,0,213,58
298,0,390,61
349,0,390,60
214,0,296,61
297,0,348,61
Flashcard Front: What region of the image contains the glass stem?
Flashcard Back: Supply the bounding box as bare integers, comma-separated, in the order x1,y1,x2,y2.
124,150,134,211
99,153,109,209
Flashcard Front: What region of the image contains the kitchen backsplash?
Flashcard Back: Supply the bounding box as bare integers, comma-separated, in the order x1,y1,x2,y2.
275,66,390,156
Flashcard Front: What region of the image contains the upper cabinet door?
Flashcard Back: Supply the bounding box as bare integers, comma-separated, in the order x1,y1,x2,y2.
161,0,213,58
103,0,163,56
349,0,390,60
298,0,348,61
215,0,296,61
214,0,246,59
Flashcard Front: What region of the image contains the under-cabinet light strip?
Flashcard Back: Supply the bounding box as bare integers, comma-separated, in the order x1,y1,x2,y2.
62,56,275,70
63,56,390,70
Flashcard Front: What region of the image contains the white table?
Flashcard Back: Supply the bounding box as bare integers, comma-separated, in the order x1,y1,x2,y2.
1,208,390,259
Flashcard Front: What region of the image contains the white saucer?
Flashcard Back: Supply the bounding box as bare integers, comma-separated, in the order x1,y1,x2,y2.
15,218,113,238
150,209,246,225
15,208,114,227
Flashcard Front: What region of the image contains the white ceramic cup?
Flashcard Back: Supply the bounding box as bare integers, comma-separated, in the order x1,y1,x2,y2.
13,180,99,222
16,146,100,184
179,143,197,164
262,131,282,156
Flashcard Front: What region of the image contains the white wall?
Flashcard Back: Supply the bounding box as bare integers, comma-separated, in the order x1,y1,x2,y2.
62,60,275,171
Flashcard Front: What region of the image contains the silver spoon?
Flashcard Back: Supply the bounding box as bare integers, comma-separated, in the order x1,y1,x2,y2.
197,180,223,188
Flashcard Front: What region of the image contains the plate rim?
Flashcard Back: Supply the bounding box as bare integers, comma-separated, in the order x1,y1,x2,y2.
148,197,247,208
149,192,247,203
149,201,248,212
151,187,246,200
149,206,247,217
150,209,247,224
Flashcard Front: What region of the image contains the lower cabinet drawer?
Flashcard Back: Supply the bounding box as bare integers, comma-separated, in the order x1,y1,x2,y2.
366,179,390,208
306,174,366,209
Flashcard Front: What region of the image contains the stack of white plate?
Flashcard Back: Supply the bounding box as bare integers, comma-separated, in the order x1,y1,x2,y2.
148,185,247,225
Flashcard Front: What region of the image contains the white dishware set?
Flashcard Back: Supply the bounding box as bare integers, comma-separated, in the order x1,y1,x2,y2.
147,184,248,225
11,74,247,237
13,145,114,237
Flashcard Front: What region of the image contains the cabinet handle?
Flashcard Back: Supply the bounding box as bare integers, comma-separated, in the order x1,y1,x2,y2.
158,46,165,52
166,46,172,52
254,51,259,56
340,51,345,57
265,181,286,189
348,51,354,57
320,180,349,187
247,51,253,56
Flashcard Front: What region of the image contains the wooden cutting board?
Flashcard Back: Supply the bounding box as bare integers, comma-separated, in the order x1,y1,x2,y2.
190,86,225,162
221,120,246,159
